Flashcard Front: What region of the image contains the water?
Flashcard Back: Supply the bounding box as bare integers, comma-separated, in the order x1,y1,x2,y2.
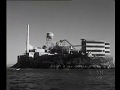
7,68,115,90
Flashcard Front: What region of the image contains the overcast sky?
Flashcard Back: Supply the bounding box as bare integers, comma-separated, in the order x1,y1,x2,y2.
7,0,115,65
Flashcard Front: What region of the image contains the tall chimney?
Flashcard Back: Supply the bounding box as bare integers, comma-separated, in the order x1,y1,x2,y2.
26,24,29,53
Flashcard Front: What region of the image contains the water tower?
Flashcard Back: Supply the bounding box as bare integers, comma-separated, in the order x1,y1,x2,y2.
46,32,54,48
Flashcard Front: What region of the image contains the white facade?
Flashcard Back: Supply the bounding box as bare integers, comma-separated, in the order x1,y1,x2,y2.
28,52,34,57
36,49,45,53
86,43,105,46
105,42,110,55
81,39,110,57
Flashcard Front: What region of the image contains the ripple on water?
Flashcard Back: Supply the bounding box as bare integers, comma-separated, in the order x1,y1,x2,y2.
7,69,115,90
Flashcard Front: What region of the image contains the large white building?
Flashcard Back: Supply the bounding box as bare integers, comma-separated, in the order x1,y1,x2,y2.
81,39,110,57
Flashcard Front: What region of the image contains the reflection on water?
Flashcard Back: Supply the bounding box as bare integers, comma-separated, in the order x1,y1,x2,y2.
7,68,115,90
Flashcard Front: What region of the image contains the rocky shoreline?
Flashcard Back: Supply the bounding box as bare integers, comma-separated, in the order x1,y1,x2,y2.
11,53,115,69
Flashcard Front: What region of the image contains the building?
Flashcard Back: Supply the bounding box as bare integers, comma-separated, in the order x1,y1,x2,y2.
105,42,110,55
81,39,110,57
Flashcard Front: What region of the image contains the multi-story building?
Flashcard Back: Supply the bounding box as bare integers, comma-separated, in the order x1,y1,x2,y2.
81,39,110,57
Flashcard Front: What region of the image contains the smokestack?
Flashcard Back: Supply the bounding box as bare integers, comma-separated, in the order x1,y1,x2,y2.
26,24,29,53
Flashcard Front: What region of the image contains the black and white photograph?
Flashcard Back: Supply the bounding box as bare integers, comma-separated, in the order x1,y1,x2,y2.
7,0,115,90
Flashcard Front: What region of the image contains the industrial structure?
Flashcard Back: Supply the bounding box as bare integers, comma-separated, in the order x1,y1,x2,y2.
21,24,111,58
12,24,114,69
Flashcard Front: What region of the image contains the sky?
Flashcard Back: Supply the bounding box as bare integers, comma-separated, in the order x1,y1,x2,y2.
7,0,115,65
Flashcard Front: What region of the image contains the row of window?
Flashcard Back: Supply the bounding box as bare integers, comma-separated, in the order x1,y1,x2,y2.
86,46,110,49
86,50,110,53
86,41,104,44
86,41,110,45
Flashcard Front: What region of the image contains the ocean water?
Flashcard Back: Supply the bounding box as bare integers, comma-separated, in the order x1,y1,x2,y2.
7,68,115,90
